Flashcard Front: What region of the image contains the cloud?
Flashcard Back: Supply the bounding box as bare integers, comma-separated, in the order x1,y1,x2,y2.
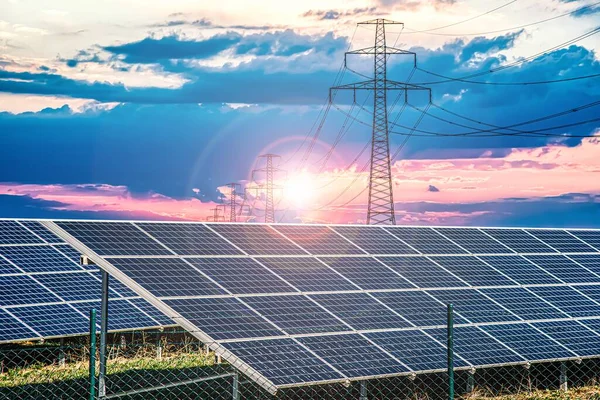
428,185,440,192
459,30,523,63
302,8,378,20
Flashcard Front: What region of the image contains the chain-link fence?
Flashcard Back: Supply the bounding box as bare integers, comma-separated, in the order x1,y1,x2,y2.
3,325,600,399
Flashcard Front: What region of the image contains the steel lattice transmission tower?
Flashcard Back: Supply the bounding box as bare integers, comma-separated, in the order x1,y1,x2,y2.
331,19,430,225
225,182,240,222
251,154,284,223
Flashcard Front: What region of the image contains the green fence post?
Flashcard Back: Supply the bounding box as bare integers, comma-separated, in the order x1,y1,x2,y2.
447,303,454,400
89,308,97,400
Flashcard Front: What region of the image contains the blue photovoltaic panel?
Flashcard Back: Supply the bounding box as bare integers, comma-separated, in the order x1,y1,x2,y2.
0,255,22,274
136,223,243,255
0,220,44,245
210,225,306,256
480,287,568,321
366,330,448,371
567,285,600,305
527,286,600,318
377,256,468,288
56,221,172,256
92,271,139,298
429,256,515,287
426,326,524,367
221,339,343,386
318,257,415,290
298,334,409,377
568,230,600,251
427,289,517,324
526,229,597,253
481,323,576,361
73,299,160,331
309,293,412,330
107,258,226,297
19,221,64,244
383,227,467,255
533,320,600,357
52,244,96,271
480,229,556,254
10,303,89,337
35,272,117,302
332,226,417,255
0,309,39,342
567,254,600,276
129,298,174,326
241,295,351,335
524,255,599,283
434,228,513,254
0,275,61,306
256,257,358,292
0,245,83,273
275,226,364,255
186,258,297,295
577,319,600,336
164,297,284,340
372,291,469,327
478,255,561,285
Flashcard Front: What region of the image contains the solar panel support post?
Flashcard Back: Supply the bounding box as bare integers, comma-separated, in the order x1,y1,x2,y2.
59,337,65,367
360,380,368,400
467,367,476,393
447,303,454,400
99,270,109,398
89,308,97,400
232,371,240,400
560,362,568,391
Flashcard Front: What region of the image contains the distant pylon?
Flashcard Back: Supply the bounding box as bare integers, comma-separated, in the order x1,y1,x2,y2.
331,18,431,225
225,183,240,222
251,154,284,223
207,206,225,222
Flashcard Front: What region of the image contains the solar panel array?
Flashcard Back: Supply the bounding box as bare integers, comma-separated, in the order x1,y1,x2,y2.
42,220,600,394
0,221,171,343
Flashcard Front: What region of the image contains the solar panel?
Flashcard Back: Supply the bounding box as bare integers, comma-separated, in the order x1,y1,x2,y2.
332,226,417,255
241,295,351,335
297,334,409,377
20,221,65,244
567,254,600,276
210,225,306,255
0,245,84,273
72,299,161,331
318,257,415,290
567,285,600,305
429,256,515,287
533,320,600,357
34,272,119,302
524,255,600,283
427,289,517,323
136,223,243,255
376,256,468,288
480,323,576,361
568,230,600,251
10,303,89,337
107,258,226,297
56,221,172,256
480,229,556,254
434,228,513,254
0,308,38,342
526,229,597,253
425,326,524,367
187,258,297,295
0,275,61,306
365,330,448,371
383,227,467,255
221,339,343,386
372,291,469,327
478,255,561,285
0,255,22,274
164,297,284,340
256,257,358,292
309,293,413,330
527,286,600,318
0,220,44,244
128,298,175,327
479,287,568,321
274,226,364,255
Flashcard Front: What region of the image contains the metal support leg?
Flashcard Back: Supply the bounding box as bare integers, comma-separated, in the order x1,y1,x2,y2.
560,362,568,392
99,271,109,398
467,368,476,393
524,363,531,393
59,337,65,367
447,304,454,400
359,381,368,400
89,309,97,400
232,372,240,400
156,334,162,360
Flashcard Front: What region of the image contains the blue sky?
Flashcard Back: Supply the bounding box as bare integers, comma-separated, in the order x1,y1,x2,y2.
0,0,599,226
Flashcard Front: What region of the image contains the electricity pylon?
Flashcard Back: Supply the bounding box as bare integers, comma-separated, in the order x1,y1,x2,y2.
251,154,284,223
331,19,431,225
225,183,240,222
207,206,225,222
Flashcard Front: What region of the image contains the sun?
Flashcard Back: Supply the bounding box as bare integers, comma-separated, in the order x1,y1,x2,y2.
283,172,317,209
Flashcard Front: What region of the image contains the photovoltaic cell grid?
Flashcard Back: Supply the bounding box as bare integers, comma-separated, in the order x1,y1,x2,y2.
0,221,173,343
31,220,600,392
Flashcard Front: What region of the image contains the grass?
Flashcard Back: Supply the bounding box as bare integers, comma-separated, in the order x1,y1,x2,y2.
463,386,600,399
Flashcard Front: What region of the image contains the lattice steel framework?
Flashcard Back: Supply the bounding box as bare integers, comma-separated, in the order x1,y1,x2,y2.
226,183,240,222
331,19,431,225
252,154,283,223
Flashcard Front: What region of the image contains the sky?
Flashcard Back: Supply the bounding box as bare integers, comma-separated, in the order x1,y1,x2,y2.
0,0,599,227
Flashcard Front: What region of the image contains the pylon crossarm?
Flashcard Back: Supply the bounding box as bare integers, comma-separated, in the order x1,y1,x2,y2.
358,18,404,25
346,47,415,56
